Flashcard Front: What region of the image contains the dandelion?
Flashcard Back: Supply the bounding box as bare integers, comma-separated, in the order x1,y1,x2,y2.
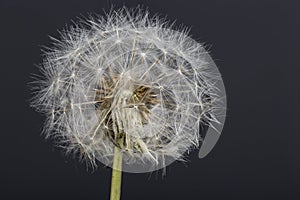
31,7,226,200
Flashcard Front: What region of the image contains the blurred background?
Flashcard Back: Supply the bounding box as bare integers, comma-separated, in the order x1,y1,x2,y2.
0,0,299,199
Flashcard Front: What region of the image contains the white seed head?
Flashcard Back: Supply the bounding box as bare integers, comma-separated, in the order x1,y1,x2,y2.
31,7,225,173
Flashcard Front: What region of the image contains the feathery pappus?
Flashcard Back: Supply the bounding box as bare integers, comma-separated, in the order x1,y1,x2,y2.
31,7,225,172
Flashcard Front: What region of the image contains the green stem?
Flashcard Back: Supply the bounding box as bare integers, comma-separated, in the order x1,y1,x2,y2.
110,138,123,200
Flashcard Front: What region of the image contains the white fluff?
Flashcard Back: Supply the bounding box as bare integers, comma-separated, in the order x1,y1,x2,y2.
31,7,222,171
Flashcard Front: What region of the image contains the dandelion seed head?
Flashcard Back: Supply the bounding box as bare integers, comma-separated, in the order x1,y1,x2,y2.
31,7,226,173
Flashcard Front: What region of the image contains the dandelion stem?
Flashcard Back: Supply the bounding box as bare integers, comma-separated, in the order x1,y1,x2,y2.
110,137,123,200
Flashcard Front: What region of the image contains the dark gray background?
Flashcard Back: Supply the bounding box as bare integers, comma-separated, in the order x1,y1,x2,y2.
0,0,299,199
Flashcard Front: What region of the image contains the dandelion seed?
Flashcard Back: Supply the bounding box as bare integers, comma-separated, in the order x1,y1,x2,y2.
31,7,226,199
